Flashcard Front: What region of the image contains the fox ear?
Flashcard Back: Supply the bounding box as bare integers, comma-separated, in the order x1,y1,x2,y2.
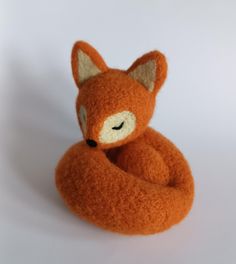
127,51,167,93
71,41,108,88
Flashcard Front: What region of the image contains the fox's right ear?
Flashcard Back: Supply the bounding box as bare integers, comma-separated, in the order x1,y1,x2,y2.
127,50,167,94
71,41,108,88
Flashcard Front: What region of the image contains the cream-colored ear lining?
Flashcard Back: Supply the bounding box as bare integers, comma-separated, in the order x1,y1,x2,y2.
128,59,156,92
78,50,101,83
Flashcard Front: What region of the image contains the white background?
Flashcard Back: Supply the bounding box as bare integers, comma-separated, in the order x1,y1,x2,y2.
1,0,236,263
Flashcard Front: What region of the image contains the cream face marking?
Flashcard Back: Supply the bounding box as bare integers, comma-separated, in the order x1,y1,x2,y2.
79,105,87,134
99,111,136,144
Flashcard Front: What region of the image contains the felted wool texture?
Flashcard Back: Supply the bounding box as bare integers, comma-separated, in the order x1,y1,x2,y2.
71,41,108,87
128,59,156,92
76,69,156,149
55,41,194,235
99,111,136,144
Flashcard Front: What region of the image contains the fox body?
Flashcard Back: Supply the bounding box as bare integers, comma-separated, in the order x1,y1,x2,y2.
55,41,194,235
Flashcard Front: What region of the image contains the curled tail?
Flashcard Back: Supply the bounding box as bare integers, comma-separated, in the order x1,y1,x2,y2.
56,128,194,235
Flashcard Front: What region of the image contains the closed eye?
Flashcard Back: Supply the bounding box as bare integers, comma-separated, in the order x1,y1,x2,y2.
112,121,124,130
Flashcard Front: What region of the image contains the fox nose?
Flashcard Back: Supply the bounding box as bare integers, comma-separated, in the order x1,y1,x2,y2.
86,139,97,148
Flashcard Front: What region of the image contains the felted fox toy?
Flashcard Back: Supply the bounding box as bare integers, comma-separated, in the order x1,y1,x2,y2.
55,41,194,235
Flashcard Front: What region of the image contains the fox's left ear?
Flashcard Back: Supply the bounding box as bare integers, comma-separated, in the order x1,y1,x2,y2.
71,41,108,88
127,51,167,94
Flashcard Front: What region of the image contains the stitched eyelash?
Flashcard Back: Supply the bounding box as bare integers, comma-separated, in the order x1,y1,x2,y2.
112,121,124,130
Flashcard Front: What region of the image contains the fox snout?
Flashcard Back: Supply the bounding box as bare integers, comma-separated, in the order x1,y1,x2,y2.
86,139,97,148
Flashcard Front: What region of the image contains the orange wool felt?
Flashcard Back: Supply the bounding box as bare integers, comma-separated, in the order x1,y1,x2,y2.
55,41,194,235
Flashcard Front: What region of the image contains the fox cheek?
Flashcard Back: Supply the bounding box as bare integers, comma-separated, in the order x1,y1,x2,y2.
78,119,85,136
79,105,87,135
98,111,136,144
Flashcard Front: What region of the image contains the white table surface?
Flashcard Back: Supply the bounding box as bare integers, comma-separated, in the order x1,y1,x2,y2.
1,0,236,263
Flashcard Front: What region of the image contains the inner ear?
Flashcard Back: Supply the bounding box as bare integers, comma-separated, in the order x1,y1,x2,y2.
77,50,102,84
127,51,167,94
71,41,108,88
128,59,156,92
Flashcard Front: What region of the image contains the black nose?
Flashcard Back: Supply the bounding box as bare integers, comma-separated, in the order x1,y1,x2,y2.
86,139,97,148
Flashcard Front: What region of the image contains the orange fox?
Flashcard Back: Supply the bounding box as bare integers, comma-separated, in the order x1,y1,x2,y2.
55,41,194,235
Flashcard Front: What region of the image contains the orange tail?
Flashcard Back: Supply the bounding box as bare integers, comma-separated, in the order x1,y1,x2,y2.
55,128,194,235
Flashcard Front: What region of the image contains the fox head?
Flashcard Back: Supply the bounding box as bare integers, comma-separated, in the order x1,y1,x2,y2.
71,41,167,149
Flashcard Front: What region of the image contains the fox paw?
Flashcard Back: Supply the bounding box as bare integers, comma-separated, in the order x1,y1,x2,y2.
115,142,170,185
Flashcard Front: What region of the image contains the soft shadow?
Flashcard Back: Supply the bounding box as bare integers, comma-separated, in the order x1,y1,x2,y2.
5,58,117,240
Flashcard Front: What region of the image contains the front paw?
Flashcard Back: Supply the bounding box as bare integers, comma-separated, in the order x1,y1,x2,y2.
115,142,169,185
